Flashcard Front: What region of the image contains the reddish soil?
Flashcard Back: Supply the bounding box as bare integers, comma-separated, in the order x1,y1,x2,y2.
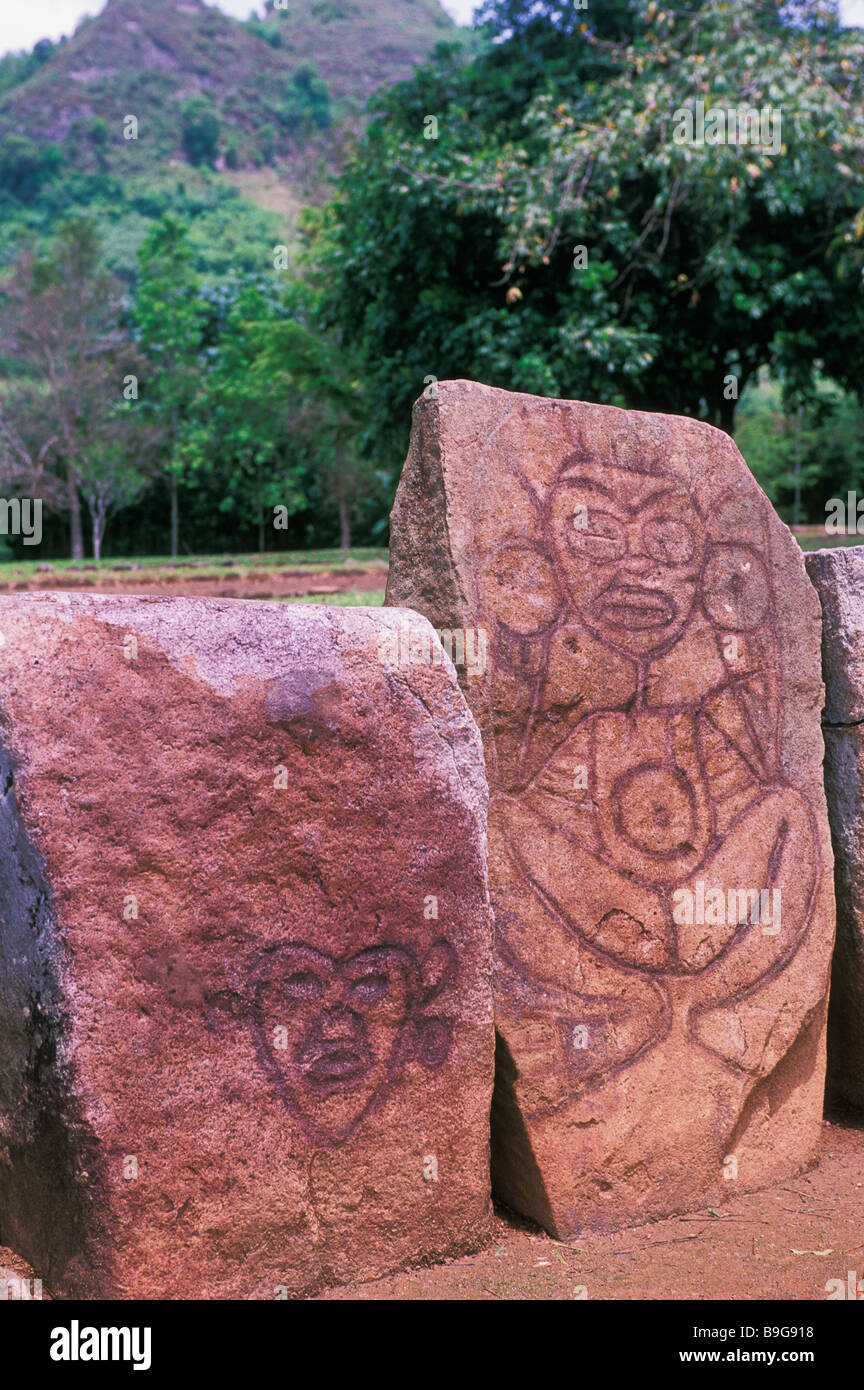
0,566,387,602
318,1117,864,1300
3,1119,860,1301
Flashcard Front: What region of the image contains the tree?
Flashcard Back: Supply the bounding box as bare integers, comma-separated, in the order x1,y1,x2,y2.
179,281,307,552
0,218,130,558
180,97,221,167
279,66,332,137
180,280,371,551
737,372,864,523
0,35,63,100
131,217,205,556
77,404,154,559
268,319,370,552
0,135,63,200
321,0,864,464
0,403,63,518
260,281,375,551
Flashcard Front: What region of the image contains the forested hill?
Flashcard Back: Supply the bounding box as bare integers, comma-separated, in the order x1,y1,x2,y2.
0,0,862,564
0,0,456,174
0,0,467,561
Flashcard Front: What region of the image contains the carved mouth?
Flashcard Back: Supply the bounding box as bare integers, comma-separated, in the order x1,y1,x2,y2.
302,1047,370,1084
596,584,676,630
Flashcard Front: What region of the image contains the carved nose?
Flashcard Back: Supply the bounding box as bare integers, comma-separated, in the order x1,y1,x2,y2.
622,533,651,566
318,1006,358,1041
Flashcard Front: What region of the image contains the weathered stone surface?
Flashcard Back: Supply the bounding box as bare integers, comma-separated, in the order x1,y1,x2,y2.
0,594,493,1298
387,380,835,1237
804,547,864,1110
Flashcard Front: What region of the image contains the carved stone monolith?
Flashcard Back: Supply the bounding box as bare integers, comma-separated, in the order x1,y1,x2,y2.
0,594,493,1297
387,380,835,1236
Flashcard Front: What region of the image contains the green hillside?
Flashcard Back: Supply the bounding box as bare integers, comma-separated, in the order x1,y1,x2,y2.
0,0,463,278
0,0,860,566
250,0,457,105
0,0,472,563
0,0,455,172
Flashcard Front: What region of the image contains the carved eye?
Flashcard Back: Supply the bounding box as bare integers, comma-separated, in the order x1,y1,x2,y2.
284,970,323,1000
644,518,694,565
348,973,389,1005
568,509,626,562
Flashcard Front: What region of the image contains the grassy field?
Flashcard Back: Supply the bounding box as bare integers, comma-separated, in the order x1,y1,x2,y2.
0,533,859,598
793,530,864,551
0,549,388,605
0,548,387,579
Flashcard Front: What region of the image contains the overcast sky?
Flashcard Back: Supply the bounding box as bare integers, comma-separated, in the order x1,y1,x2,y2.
0,0,861,55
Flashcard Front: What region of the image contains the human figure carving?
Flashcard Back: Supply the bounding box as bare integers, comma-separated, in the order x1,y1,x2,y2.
479,455,819,1111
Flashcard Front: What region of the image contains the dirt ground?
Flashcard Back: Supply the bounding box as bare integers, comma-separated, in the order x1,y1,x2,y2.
0,562,387,603
3,1117,859,1301
318,1116,864,1301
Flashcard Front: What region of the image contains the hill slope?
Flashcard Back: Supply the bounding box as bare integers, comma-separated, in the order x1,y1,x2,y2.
252,0,457,103
0,0,456,172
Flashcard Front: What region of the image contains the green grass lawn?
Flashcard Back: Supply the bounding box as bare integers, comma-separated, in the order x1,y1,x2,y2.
794,532,864,552
1,535,859,592
283,591,385,606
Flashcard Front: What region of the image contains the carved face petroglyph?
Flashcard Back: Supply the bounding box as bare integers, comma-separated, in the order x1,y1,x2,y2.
246,941,456,1145
550,464,707,660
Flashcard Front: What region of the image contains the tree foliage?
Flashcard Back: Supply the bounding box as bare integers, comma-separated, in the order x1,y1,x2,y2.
180,97,221,167
0,218,152,558
0,3,862,556
0,212,374,558
0,135,64,201
321,0,864,464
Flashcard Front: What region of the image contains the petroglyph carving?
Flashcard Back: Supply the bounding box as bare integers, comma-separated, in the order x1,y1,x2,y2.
245,941,457,1145
477,454,819,1110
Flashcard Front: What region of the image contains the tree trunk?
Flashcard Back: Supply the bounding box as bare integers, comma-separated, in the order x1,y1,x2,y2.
336,451,350,552
91,495,107,562
793,403,803,528
706,362,749,438
257,457,265,553
170,473,179,559
718,393,736,436
68,470,84,560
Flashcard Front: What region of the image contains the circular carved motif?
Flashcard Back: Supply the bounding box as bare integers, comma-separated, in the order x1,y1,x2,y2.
611,763,697,857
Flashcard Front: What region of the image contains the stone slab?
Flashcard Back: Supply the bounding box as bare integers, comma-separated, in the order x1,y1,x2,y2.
805,547,864,1109
387,380,835,1236
0,594,494,1297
